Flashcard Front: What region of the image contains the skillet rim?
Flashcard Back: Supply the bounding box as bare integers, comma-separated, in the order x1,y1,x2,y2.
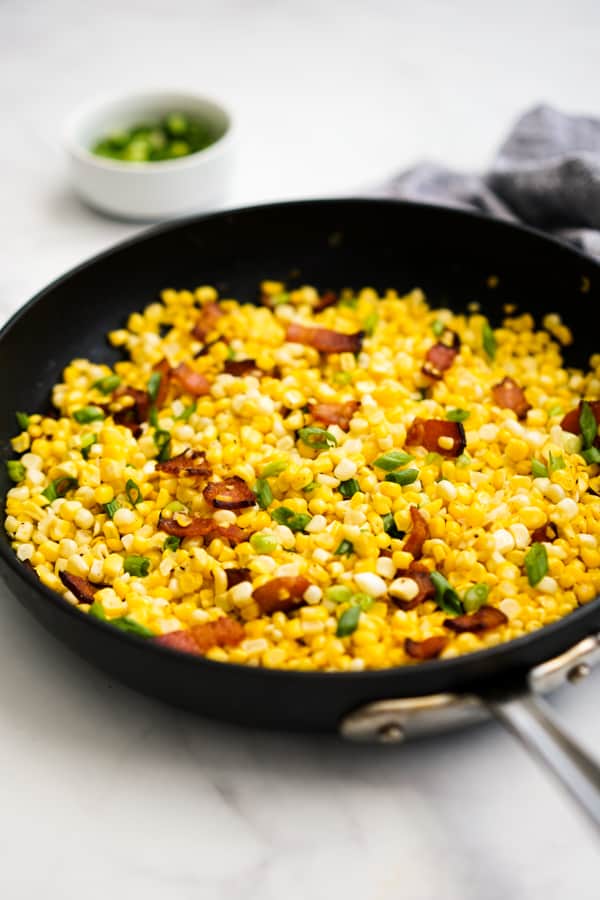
1,195,600,687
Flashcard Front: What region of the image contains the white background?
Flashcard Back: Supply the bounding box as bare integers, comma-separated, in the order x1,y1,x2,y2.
1,1,600,897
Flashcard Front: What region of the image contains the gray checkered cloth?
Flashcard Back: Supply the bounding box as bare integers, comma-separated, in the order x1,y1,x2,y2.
377,105,600,258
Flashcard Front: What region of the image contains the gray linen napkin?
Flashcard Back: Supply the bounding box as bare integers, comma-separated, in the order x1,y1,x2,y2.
377,104,600,258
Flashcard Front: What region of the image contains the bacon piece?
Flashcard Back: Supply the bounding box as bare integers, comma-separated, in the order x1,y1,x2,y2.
171,362,211,396
224,567,251,588
192,302,223,341
203,476,256,510
406,417,467,458
422,329,460,379
113,386,150,432
286,322,364,354
405,636,448,660
253,575,311,614
309,400,359,432
314,290,338,312
561,400,600,435
153,358,171,408
403,507,429,560
224,359,262,377
530,521,559,543
191,617,245,652
59,571,101,603
159,515,247,545
392,564,435,610
492,377,531,420
444,606,508,633
156,448,211,477
153,630,201,654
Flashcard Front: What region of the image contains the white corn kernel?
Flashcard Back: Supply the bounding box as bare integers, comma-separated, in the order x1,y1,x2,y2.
389,577,419,602
306,514,327,533
334,459,357,481
375,556,396,579
354,572,387,597
304,584,323,605
556,498,578,520
537,576,558,594
494,529,515,554
437,479,457,502
509,523,530,549
113,507,136,529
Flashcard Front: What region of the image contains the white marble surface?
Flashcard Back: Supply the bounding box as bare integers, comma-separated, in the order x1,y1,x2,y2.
2,1,600,897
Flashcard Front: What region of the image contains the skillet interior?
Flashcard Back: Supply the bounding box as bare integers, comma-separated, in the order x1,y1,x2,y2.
1,197,600,731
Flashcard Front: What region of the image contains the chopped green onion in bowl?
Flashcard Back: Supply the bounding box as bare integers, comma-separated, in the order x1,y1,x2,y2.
91,113,219,163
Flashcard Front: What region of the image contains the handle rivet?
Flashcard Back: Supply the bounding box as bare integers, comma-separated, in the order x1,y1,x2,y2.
567,662,591,684
377,722,405,743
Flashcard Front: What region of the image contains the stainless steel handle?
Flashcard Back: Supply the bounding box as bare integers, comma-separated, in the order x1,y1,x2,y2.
488,692,600,830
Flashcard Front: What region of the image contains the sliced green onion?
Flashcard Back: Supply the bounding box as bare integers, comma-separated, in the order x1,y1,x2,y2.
362,312,379,336
104,499,120,519
298,426,337,450
325,585,353,604
336,604,361,637
73,406,105,424
382,513,405,539
260,459,288,478
354,592,374,611
482,321,496,360
373,450,413,471
163,500,186,513
547,404,563,418
81,433,97,460
432,318,445,337
89,600,107,620
548,452,565,473
148,406,159,428
93,374,121,394
177,401,197,422
531,459,548,478
430,571,463,616
384,468,419,486
15,411,30,430
579,400,597,449
339,295,359,309
582,446,600,465
447,408,470,423
124,555,150,577
6,460,26,482
42,477,78,502
335,539,354,556
250,533,278,554
302,481,319,492
125,478,142,506
147,371,162,403
111,617,153,637
463,583,489,613
253,478,273,510
525,543,548,587
154,429,171,462
271,507,311,532
163,535,181,552
270,292,290,307
456,453,472,467
339,478,360,499
424,452,442,465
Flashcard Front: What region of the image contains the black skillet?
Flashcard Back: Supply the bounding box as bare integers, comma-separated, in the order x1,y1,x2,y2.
1,199,599,824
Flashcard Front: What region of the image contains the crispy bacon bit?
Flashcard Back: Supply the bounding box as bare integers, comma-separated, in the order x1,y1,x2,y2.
113,386,150,432
422,330,460,379
156,448,211,477
314,290,338,312
224,358,262,377
159,515,247,545
309,400,359,432
253,575,311,614
286,322,364,354
406,417,467,458
444,606,508,633
492,377,531,420
403,507,429,560
192,302,223,341
171,362,211,396
530,521,559,543
561,400,600,435
405,636,448,660
191,617,245,652
203,476,256,510
153,358,171,407
392,564,435,610
224,567,251,588
59,571,101,603
153,630,201,654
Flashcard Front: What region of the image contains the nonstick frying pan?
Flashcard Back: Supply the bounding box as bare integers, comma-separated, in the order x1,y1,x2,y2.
1,198,600,826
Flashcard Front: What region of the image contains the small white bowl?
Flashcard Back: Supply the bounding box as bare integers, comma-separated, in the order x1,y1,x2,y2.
64,89,235,221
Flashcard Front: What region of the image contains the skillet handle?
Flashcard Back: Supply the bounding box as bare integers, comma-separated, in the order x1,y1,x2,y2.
488,692,600,830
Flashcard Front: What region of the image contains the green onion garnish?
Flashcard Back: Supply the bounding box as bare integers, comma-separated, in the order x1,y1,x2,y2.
93,374,121,394
15,411,30,430
525,543,548,587
253,478,273,510
339,295,359,309
384,469,419,486
354,592,374,611
163,500,186,513
482,321,497,359
424,452,442,465
271,507,311,532
147,372,162,404
104,499,120,519
582,446,600,465
382,513,405,539
89,601,107,620
339,478,360,499
73,406,105,424
462,583,489,613
373,450,413,471
336,604,361,637
302,481,319,492
154,429,171,462
547,404,563,418
432,319,445,337
325,585,353,604
42,477,78,502
260,459,288,478
430,571,463,616
250,533,278,554
362,312,379,336
298,426,337,450
177,401,197,422
548,452,565,473
447,408,470,423
125,478,142,506
111,617,154,637
148,406,159,428
6,460,26,482
335,539,354,556
163,535,181,552
531,459,548,478
579,401,597,449
456,453,472,467
124,555,150,577
81,433,97,460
